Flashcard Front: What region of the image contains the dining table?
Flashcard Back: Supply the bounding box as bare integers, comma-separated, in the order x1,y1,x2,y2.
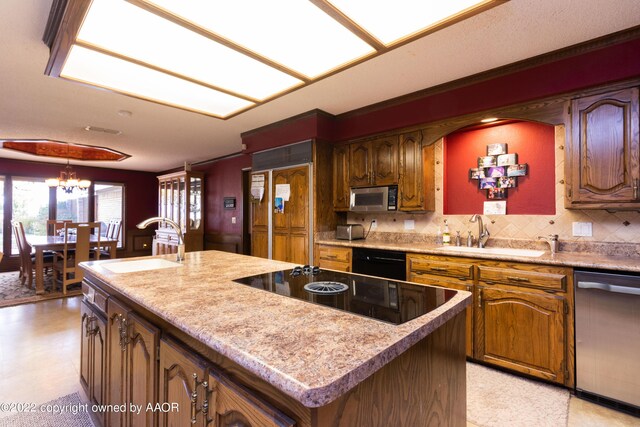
30,235,118,294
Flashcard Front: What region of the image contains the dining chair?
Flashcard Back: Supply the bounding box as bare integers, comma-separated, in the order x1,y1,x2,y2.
46,219,71,236
100,219,121,259
53,222,101,294
11,220,54,288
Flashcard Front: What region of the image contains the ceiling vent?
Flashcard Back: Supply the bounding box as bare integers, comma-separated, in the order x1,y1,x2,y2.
84,125,122,135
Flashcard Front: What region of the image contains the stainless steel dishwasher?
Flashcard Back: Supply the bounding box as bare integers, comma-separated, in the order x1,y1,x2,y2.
575,270,640,414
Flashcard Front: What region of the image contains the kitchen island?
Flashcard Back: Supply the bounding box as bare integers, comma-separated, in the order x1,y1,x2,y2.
80,250,470,426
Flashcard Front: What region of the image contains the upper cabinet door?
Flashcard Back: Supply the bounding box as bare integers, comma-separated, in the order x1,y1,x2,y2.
371,136,399,186
567,87,640,209
332,145,350,211
349,142,372,187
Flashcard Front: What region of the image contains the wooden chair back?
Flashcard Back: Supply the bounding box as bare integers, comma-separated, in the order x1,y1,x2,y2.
11,220,34,287
108,219,122,242
58,221,101,294
47,219,71,236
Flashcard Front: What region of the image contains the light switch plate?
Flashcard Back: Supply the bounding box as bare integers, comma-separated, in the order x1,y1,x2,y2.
572,222,592,237
404,220,415,230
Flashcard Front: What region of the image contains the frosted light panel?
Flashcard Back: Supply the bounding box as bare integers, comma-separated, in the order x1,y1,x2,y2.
77,0,302,100
61,46,254,117
143,0,375,78
328,0,492,45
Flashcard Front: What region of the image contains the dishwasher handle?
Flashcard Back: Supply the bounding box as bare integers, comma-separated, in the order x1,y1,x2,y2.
577,281,640,296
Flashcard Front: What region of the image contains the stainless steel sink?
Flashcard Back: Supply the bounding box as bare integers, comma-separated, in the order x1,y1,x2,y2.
435,246,545,257
101,258,183,274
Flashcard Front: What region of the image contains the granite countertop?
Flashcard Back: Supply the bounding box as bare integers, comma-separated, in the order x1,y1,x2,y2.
316,238,640,273
81,251,470,408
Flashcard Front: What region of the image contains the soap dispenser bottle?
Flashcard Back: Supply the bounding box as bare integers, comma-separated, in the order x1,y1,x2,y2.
442,220,451,245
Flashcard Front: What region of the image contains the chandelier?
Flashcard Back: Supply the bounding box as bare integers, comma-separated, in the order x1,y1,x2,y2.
46,159,91,193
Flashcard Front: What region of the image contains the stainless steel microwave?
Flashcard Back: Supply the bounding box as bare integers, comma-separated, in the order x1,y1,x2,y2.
349,186,398,212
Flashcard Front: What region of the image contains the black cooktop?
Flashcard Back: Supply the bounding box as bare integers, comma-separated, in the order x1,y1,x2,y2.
233,266,456,325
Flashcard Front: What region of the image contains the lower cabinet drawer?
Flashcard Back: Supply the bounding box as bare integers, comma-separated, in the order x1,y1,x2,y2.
477,264,569,291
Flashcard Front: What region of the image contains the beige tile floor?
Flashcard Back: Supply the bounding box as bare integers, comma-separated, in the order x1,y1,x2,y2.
0,297,638,426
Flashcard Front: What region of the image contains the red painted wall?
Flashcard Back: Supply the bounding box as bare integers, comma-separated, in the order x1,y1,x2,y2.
194,154,251,235
444,121,555,215
333,37,640,141
0,157,157,230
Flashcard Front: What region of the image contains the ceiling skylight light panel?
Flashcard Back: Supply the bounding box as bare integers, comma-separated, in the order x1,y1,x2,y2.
142,0,375,78
327,0,495,45
61,46,254,117
76,0,302,100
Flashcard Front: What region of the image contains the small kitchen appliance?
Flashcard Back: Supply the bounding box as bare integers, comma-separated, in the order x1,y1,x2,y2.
336,224,365,240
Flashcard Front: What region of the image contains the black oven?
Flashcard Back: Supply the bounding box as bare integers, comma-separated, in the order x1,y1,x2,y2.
351,247,406,281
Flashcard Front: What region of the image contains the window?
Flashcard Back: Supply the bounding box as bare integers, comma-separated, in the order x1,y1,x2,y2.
11,178,50,254
56,187,89,222
94,183,125,247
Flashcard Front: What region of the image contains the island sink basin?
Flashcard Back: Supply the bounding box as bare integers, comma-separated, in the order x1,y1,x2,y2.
101,258,183,274
435,246,545,257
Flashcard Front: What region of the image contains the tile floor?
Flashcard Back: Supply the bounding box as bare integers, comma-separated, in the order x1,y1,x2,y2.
0,297,638,426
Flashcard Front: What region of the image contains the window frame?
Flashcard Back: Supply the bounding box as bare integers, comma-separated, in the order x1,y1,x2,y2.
0,174,127,260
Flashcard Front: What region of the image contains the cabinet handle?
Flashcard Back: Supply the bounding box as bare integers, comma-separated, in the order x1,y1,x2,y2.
507,276,530,283
191,373,199,424
634,179,638,200
478,290,482,308
430,267,447,272
191,374,214,425
324,254,337,260
85,315,94,337
117,315,129,352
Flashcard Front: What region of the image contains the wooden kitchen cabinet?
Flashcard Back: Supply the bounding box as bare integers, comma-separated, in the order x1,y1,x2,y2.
399,131,435,211
349,136,399,187
475,262,572,385
332,145,350,211
476,286,567,384
212,372,296,427
406,254,574,387
566,86,640,209
106,297,159,427
155,170,204,254
80,301,107,417
160,337,296,427
159,337,209,426
317,245,352,272
407,254,474,357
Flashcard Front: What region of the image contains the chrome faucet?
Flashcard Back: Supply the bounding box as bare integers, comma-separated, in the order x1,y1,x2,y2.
537,234,559,254
469,214,490,248
137,216,185,262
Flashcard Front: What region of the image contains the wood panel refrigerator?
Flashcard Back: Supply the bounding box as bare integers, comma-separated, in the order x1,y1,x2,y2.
250,164,313,266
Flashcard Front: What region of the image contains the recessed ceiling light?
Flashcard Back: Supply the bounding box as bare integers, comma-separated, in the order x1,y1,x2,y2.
117,110,133,117
481,117,499,123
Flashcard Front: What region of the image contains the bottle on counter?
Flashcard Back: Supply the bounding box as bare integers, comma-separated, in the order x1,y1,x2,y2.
436,226,443,245
442,220,451,245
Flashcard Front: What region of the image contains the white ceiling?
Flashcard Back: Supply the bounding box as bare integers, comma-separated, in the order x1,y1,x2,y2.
0,0,639,172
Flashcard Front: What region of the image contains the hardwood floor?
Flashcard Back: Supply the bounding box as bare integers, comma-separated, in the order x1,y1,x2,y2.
0,297,83,418
0,297,638,426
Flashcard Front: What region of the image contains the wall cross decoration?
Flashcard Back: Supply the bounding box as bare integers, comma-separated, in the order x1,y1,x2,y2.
468,143,528,199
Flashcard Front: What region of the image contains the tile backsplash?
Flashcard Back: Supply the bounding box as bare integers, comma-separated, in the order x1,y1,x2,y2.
346,126,640,248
